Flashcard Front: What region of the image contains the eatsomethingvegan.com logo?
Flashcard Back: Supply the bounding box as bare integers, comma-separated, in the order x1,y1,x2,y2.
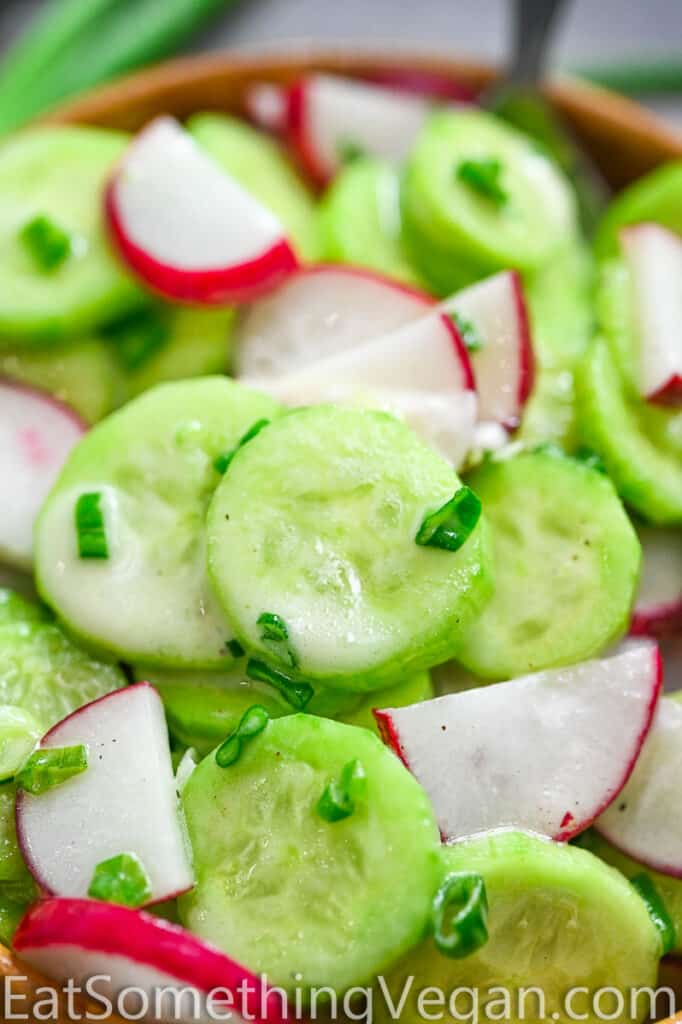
1,975,678,1022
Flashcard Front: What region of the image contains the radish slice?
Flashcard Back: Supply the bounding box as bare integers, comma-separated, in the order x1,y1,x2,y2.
16,683,193,904
366,68,477,103
621,224,682,406
244,82,289,134
14,899,290,1024
287,74,443,186
375,640,662,843
105,117,297,305
631,526,682,637
596,695,682,877
236,265,433,378
441,270,534,429
0,380,84,570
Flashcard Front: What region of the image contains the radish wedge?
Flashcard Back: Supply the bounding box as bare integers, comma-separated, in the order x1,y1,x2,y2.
14,899,290,1024
236,265,433,378
16,684,193,904
0,380,84,570
244,82,289,134
441,270,534,428
631,526,682,637
597,696,682,878
287,74,443,186
105,117,297,305
621,224,682,406
375,641,662,843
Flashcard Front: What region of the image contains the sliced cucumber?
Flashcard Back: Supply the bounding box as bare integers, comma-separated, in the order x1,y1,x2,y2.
457,449,640,679
36,378,281,667
207,406,492,690
319,158,425,287
339,670,433,733
518,368,580,451
179,713,441,993
379,831,660,1024
402,109,576,293
188,113,320,262
0,127,143,343
0,876,36,946
0,588,48,627
138,661,361,755
577,339,682,525
596,160,682,259
0,784,26,883
0,337,121,423
524,238,595,373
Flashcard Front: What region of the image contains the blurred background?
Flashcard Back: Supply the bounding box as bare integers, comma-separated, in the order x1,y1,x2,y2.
1,0,682,131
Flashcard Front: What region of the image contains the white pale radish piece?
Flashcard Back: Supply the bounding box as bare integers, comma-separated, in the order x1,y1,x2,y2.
630,526,682,636
287,74,441,186
236,265,434,378
14,899,290,1024
0,380,84,570
597,695,682,877
441,270,534,428
621,223,682,405
244,82,289,134
105,117,297,305
16,683,193,904
375,641,662,843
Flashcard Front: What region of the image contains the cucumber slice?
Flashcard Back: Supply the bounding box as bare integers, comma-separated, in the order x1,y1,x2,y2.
339,671,433,733
0,784,26,883
518,368,580,451
457,449,640,679
0,876,36,946
137,661,362,755
596,160,682,259
0,337,121,423
0,128,143,343
379,831,660,1024
179,713,441,993
188,113,320,262
0,589,48,627
0,621,125,731
35,378,282,667
319,158,425,287
207,406,493,690
401,110,576,293
577,340,682,524
524,239,595,373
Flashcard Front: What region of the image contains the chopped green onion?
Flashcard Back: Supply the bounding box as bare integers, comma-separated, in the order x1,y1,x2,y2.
88,851,152,908
257,612,289,644
574,446,607,475
213,418,271,475
0,706,42,783
450,311,484,353
416,486,482,552
215,704,269,768
75,492,108,559
102,307,170,372
631,873,676,955
432,871,489,959
337,139,367,164
246,659,314,711
226,638,245,659
457,158,508,207
19,214,72,272
316,758,367,823
16,744,88,795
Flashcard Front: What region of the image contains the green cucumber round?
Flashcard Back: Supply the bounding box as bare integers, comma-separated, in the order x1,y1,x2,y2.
596,160,682,258
518,368,580,451
179,713,441,993
379,831,660,1024
577,339,682,524
457,448,640,679
524,239,594,373
207,405,493,690
35,378,282,667
339,671,433,734
0,127,143,344
0,784,27,883
0,589,48,628
188,113,320,262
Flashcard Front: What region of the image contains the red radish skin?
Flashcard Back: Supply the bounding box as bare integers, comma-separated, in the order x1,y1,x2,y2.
365,69,477,104
511,270,535,421
631,601,682,638
649,374,682,406
287,79,328,188
14,899,292,1024
630,526,682,638
374,709,410,770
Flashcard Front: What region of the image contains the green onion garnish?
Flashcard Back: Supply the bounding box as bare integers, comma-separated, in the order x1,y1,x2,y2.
246,659,314,711
87,852,152,908
257,612,289,644
16,744,88,795
432,871,489,959
450,312,484,353
19,214,72,272
316,758,367,823
213,418,271,475
631,873,676,955
215,704,270,768
226,638,245,659
574,446,607,475
416,486,482,552
457,158,508,207
337,139,367,164
102,307,170,372
75,492,108,560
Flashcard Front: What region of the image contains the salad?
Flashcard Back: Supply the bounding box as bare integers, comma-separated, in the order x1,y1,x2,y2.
0,70,681,1024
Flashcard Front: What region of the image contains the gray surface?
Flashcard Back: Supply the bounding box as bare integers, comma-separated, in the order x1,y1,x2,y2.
1,0,682,128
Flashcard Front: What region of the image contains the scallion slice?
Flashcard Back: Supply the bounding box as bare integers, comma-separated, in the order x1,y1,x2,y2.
16,744,88,795
457,157,508,207
257,612,289,644
316,758,367,823
415,486,482,552
75,491,108,559
215,704,269,769
432,871,489,959
19,213,72,272
245,659,313,711
631,873,676,955
88,851,152,908
213,418,271,475
450,311,484,353
226,638,245,659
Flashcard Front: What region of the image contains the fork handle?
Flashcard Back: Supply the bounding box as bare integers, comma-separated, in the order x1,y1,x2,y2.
508,0,569,86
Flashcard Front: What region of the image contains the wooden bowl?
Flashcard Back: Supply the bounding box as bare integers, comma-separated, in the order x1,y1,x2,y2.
2,48,682,1024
